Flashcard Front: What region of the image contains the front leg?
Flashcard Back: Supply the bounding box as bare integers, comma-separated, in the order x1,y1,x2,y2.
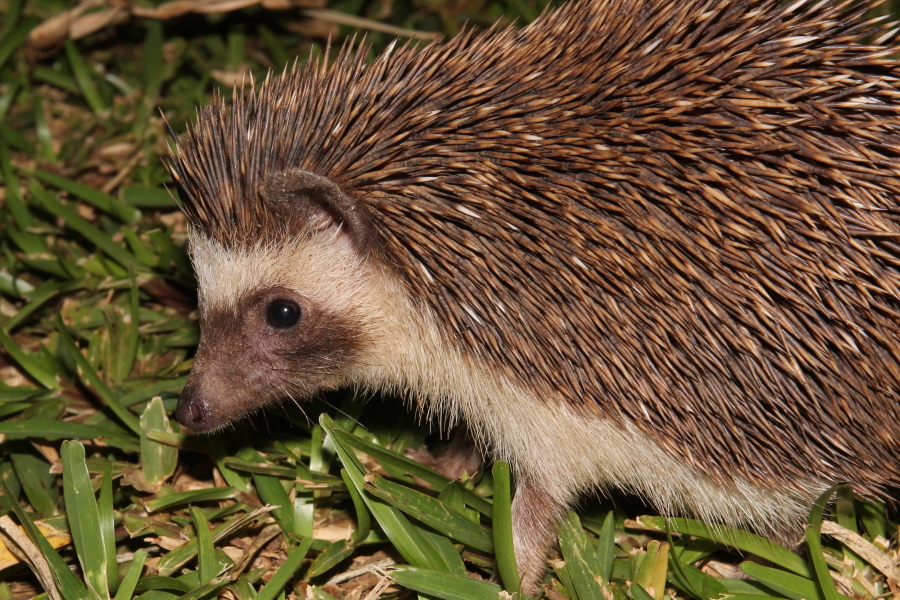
511,476,568,596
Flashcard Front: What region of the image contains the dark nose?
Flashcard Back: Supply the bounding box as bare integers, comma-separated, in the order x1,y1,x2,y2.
176,377,215,430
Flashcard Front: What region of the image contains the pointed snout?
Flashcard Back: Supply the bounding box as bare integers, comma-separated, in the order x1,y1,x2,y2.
176,374,224,431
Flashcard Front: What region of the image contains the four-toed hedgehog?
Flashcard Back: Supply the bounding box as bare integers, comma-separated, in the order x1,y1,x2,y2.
167,0,900,592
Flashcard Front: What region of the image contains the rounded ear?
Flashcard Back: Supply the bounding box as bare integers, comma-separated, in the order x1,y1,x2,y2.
264,169,379,255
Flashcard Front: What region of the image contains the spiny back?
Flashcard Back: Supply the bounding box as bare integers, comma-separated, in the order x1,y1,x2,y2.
169,0,900,493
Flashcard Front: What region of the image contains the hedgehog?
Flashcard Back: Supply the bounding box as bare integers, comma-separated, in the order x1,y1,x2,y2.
167,0,900,592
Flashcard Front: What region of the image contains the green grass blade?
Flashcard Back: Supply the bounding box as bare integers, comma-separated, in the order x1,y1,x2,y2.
0,419,135,445
144,487,237,513
437,481,466,515
0,136,45,254
224,458,295,479
135,576,193,593
61,440,108,600
331,428,492,516
559,511,610,600
0,386,52,401
417,525,467,576
111,275,141,382
631,582,656,600
492,460,519,593
635,540,669,600
833,487,864,571
0,327,59,389
2,481,89,599
29,183,140,270
65,40,108,114
633,516,811,577
293,494,314,538
308,539,355,578
146,229,193,277
173,580,228,600
140,397,178,487
122,228,162,267
190,507,218,584
307,586,341,600
554,561,579,600
226,578,259,600
0,120,34,153
0,18,31,73
716,579,781,595
0,271,36,298
834,487,857,533
666,557,727,600
596,510,615,582
3,282,71,332
805,485,841,600
321,414,447,570
156,508,273,577
114,549,148,600
368,490,448,570
226,30,246,70
670,537,720,568
341,469,371,545
206,436,252,493
720,595,789,600
258,26,290,67
57,318,141,434
33,170,141,223
365,473,493,552
309,424,327,473
99,465,118,594
855,500,886,539
142,21,165,99
11,452,58,515
740,562,852,600
31,65,80,94
328,426,435,475
241,450,294,536
391,566,503,600
122,186,177,209
254,537,314,600
0,76,21,119
32,92,57,163
119,377,188,407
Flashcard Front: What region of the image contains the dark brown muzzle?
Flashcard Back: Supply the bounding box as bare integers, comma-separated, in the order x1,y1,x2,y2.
176,374,221,431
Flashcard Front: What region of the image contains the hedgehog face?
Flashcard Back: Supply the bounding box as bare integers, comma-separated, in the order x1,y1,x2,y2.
175,173,385,431
177,289,361,430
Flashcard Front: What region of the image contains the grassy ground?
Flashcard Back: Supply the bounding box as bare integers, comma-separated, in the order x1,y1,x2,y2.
0,0,899,598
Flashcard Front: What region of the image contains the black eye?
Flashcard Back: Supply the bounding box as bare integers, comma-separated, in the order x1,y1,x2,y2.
266,300,301,329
